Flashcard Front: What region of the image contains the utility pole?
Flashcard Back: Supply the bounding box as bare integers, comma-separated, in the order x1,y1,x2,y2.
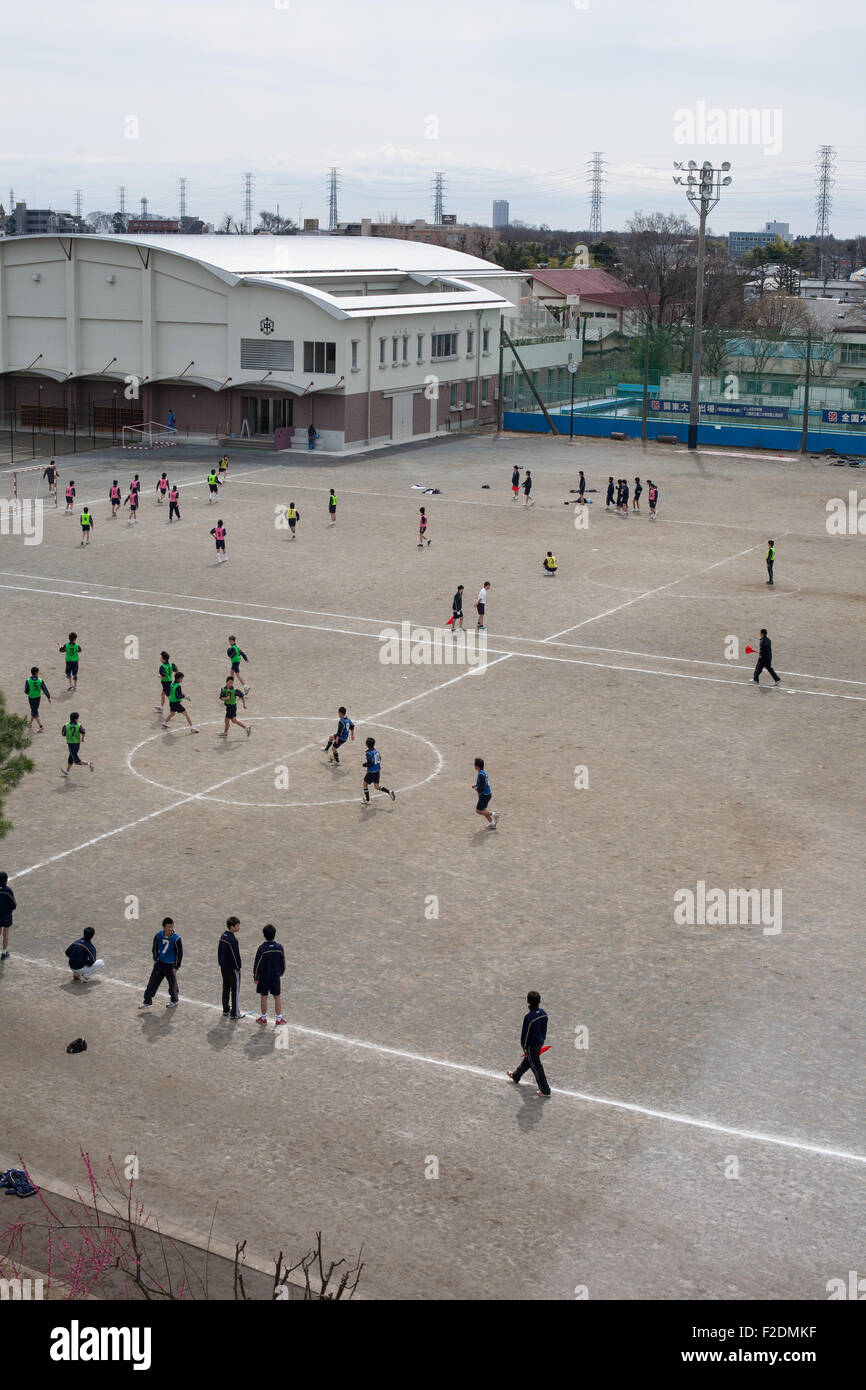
243,172,254,235
587,153,606,237
673,160,732,451
432,171,445,225
327,166,340,231
800,327,812,455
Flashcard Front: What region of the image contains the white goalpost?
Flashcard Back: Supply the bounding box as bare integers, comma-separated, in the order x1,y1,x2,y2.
121,421,180,450
8,463,58,506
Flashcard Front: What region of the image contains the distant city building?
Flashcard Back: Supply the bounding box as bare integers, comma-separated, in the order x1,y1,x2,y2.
332,217,495,250
492,200,509,229
728,221,790,260
4,202,88,236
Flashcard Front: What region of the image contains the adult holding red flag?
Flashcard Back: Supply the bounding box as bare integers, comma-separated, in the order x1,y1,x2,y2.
507,990,552,1098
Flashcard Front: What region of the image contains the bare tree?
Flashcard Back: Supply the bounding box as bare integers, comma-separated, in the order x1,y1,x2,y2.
86,211,114,233
618,211,695,330
741,294,811,375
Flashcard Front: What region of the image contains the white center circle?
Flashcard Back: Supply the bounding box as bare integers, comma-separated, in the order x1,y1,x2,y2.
127,716,444,808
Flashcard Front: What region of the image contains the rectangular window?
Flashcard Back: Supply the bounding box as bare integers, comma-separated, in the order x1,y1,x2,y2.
432,332,458,360
450,383,458,408
379,337,386,366
402,336,409,362
466,329,474,354
465,380,474,406
303,341,336,373
392,336,399,364
841,343,866,365
482,327,490,352
241,339,294,371
417,334,424,360
351,340,359,370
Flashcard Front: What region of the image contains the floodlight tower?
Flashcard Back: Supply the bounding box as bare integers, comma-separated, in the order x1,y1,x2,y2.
673,159,733,450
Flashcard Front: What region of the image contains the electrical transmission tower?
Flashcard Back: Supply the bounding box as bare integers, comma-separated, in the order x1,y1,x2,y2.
74,190,82,218
432,171,445,225
119,186,127,216
178,177,188,221
327,167,340,231
243,172,254,234
815,145,835,239
587,152,606,237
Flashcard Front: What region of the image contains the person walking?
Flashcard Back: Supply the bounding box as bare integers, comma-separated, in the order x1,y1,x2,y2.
0,872,16,960
167,409,176,434
155,473,169,505
507,990,551,1097
139,917,183,1009
219,675,251,737
766,539,775,587
155,651,176,714
253,924,287,1026
65,926,104,981
620,478,630,516
511,465,521,501
42,460,57,492
60,712,93,776
161,672,199,733
522,470,535,507
286,502,300,539
476,580,491,630
752,629,781,686
218,916,244,1018
78,506,94,546
307,423,319,451
168,483,181,522
206,468,220,504
605,476,615,510
25,667,51,732
473,757,499,828
64,481,76,514
418,506,431,547
109,480,122,518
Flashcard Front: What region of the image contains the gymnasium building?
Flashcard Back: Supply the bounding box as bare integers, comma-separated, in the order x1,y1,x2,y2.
0,233,571,452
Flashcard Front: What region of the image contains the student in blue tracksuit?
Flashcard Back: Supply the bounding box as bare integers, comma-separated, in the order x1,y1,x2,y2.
507,990,551,1097
362,737,395,804
322,706,355,765
473,757,499,828
139,918,183,1008
253,924,286,1026
218,916,244,1018
65,926,104,981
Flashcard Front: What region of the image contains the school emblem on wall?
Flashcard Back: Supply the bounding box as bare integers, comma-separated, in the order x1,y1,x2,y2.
259,316,274,336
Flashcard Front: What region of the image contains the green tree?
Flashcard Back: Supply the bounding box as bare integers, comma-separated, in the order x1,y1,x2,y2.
0,689,34,840
589,240,617,270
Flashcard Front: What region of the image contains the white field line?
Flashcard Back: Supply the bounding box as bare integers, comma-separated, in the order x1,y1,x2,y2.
10,953,866,1169
2,568,863,688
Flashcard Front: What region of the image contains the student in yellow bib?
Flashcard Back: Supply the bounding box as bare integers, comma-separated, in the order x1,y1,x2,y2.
543,551,558,576
58,632,82,690
207,470,220,503
286,502,300,539
218,454,229,483
79,507,94,546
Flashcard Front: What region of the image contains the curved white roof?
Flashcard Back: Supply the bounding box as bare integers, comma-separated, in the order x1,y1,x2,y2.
44,232,506,279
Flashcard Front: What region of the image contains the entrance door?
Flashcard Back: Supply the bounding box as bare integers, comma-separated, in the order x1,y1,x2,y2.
392,392,414,441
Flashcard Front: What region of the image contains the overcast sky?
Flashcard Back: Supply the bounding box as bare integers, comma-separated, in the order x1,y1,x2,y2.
2,0,863,238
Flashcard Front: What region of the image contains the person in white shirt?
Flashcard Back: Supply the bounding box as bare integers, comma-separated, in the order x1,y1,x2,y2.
476,581,491,630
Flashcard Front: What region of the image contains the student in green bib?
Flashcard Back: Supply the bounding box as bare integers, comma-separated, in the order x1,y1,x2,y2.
226,637,250,693
766,539,775,587
328,488,337,525
207,469,221,503
25,666,51,731
58,632,81,691
60,711,93,777
161,672,199,733
219,675,251,739
79,507,94,546
155,650,177,713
